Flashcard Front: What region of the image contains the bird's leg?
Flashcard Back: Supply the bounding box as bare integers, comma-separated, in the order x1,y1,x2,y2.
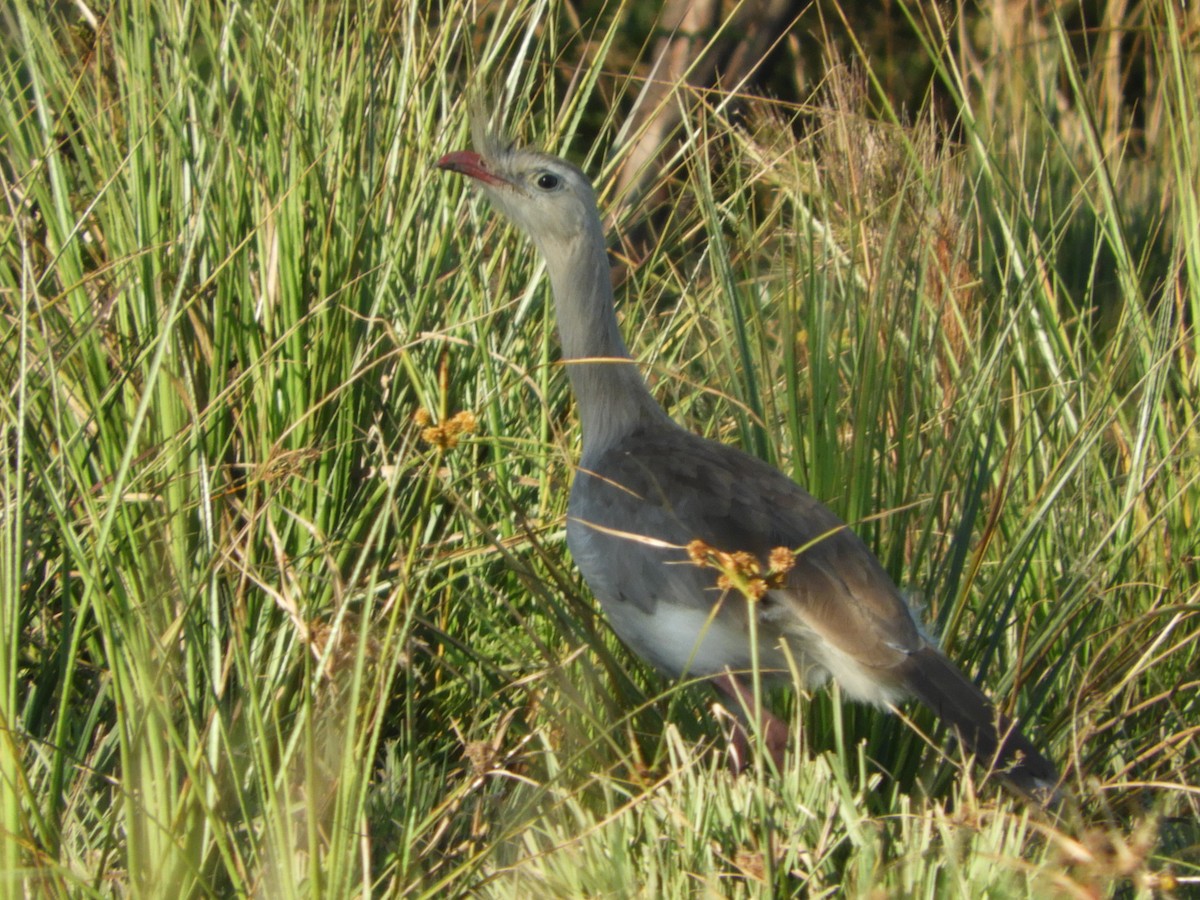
711,671,789,773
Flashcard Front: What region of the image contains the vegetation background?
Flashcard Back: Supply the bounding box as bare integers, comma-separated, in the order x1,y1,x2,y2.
1,0,1197,895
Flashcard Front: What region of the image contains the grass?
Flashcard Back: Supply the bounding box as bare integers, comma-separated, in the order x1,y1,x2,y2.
0,0,1196,895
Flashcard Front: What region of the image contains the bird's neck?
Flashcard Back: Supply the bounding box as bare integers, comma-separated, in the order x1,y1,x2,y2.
541,229,668,456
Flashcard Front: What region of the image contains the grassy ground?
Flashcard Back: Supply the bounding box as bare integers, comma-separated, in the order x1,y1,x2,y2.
1,0,1197,895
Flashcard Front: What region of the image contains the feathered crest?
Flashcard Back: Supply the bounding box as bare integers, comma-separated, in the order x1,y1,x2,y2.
468,95,517,162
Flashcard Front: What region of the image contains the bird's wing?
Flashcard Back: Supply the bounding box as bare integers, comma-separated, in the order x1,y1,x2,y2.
568,425,924,672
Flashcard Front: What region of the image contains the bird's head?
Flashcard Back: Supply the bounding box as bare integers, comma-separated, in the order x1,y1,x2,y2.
437,114,600,255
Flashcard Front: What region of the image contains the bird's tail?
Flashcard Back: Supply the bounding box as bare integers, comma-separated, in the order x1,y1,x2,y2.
897,646,1059,802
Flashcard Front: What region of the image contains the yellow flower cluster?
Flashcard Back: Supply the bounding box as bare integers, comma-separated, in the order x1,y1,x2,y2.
685,539,796,601
414,408,478,450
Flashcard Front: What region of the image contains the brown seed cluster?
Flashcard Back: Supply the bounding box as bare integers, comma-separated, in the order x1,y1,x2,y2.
414,408,477,450
686,539,796,601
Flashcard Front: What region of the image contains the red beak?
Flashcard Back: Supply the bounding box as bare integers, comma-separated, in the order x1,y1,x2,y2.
437,150,508,187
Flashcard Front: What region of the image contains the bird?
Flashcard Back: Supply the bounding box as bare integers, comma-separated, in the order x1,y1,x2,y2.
437,111,1058,801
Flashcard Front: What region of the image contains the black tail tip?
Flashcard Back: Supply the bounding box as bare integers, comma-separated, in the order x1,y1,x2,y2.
991,744,1062,807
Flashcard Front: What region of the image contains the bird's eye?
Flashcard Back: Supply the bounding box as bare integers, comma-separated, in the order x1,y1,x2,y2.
535,172,561,190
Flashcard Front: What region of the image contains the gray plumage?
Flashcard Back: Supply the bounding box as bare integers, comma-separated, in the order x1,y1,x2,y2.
438,116,1057,801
